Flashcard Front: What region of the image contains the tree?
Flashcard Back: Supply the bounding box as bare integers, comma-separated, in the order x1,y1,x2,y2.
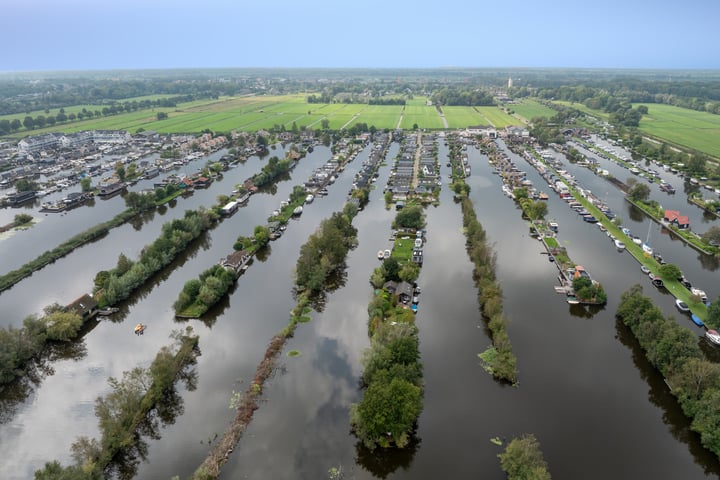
687,155,707,177
498,434,552,480
350,377,422,449
13,213,33,226
627,182,650,202
80,177,92,192
637,105,649,115
526,200,548,221
659,263,682,280
115,163,126,182
10,119,21,131
44,310,84,341
393,205,425,230
707,297,720,330
321,118,330,130
704,227,720,247
23,116,34,130
156,112,168,120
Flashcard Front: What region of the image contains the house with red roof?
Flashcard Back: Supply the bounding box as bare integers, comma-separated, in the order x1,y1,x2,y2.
664,210,690,229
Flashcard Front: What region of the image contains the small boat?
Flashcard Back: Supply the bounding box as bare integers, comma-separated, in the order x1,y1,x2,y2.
377,250,384,260
652,278,664,288
614,240,626,250
548,222,559,232
97,307,119,316
583,216,598,223
642,243,653,255
640,265,650,274
134,323,146,335
548,255,555,262
305,194,314,204
675,299,690,313
705,329,720,346
383,249,391,259
691,314,704,327
292,205,303,216
566,295,580,305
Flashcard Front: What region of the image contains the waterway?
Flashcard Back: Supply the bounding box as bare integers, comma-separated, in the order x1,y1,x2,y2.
1,136,719,479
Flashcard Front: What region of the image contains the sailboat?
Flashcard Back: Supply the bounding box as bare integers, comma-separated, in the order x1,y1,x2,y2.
642,223,653,256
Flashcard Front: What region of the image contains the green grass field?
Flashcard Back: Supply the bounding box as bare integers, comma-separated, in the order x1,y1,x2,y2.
442,106,487,128
510,99,557,122
554,100,720,158
0,94,602,139
474,106,518,128
634,103,720,158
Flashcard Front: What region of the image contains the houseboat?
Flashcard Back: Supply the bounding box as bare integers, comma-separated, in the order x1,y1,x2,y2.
98,181,126,197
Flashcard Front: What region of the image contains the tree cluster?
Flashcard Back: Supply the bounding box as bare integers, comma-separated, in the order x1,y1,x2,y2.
94,209,215,306
351,321,422,450
250,155,292,188
616,285,720,459
34,330,200,479
457,162,517,383
174,265,237,316
430,87,495,106
498,434,552,480
294,208,358,293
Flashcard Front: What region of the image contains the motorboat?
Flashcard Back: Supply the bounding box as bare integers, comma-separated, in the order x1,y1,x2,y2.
705,329,720,346
614,240,626,250
383,249,391,259
691,314,705,327
640,265,650,274
642,243,653,255
377,250,384,260
675,299,691,313
305,194,314,203
292,205,303,216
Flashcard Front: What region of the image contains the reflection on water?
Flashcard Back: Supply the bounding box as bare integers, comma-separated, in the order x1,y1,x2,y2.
355,435,420,479
615,317,720,477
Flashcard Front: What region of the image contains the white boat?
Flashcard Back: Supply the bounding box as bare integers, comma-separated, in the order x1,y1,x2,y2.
642,243,653,255
292,205,303,216
614,240,626,250
641,265,650,274
305,194,314,204
383,249,391,259
377,250,384,260
675,299,690,313
706,329,720,346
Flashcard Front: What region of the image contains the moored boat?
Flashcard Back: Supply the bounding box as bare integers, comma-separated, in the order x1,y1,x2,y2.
377,250,384,260
614,239,625,250
675,299,690,313
691,314,704,327
705,329,720,345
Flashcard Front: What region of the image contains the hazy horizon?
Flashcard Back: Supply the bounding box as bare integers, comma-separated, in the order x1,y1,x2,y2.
3,0,719,72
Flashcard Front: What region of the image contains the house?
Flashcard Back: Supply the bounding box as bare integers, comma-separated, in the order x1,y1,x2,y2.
664,210,690,229
220,250,250,274
383,280,414,304
66,293,98,321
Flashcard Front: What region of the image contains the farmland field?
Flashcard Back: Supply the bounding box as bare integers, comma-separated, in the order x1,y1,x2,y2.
634,103,720,158
474,106,518,128
442,106,487,128
399,103,444,130
5,94,556,139
511,99,557,122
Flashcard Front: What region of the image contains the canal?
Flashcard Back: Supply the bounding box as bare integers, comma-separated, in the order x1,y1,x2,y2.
1,135,719,479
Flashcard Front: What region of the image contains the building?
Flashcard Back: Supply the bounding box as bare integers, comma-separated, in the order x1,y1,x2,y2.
17,133,63,153
664,210,690,229
66,293,98,321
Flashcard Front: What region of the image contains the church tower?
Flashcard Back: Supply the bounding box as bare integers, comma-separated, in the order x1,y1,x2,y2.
507,76,513,88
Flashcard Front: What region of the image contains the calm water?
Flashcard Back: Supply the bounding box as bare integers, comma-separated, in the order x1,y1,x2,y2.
0,137,719,479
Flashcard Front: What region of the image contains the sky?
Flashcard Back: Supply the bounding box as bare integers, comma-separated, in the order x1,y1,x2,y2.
2,0,719,72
